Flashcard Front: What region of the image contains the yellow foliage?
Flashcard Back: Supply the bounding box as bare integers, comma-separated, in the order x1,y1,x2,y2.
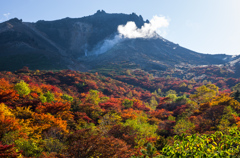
0,78,13,90
31,113,69,136
29,84,42,94
18,118,35,138
190,84,219,104
0,103,14,117
210,94,240,111
13,106,34,119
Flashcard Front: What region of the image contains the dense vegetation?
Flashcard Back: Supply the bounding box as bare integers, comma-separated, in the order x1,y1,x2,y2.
1,67,240,157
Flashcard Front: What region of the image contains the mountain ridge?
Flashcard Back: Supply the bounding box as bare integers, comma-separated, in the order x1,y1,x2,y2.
0,10,239,73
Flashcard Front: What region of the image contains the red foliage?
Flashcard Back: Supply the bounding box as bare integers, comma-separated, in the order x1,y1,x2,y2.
108,124,138,148
173,105,189,116
99,98,122,112
36,102,71,115
157,120,176,137
0,78,19,103
74,112,92,123
0,142,21,158
133,100,150,112
150,109,173,120
67,129,133,158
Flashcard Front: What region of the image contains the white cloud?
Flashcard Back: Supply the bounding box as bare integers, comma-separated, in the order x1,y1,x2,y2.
3,13,10,19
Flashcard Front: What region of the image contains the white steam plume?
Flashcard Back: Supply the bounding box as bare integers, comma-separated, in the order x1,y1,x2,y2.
118,15,169,38
93,35,123,55
89,15,169,55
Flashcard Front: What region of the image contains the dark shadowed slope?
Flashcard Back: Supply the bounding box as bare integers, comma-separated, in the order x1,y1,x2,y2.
82,38,230,71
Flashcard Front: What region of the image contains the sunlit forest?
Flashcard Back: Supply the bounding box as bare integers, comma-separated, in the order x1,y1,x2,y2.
1,67,240,157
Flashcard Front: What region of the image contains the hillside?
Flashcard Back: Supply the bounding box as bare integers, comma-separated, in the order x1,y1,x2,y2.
1,69,240,157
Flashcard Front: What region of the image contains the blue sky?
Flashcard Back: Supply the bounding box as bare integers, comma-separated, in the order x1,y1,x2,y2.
1,0,240,55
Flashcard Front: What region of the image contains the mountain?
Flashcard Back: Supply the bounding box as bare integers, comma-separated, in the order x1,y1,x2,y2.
0,10,238,72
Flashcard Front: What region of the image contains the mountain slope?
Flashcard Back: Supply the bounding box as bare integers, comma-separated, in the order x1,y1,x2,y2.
0,10,237,72
0,18,71,71
82,38,230,71
0,10,147,71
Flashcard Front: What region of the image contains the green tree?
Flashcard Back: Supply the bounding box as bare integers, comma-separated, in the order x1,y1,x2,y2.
86,89,100,105
150,96,158,110
217,106,237,133
174,119,195,135
190,84,219,104
124,113,158,147
98,113,122,134
15,138,43,157
43,138,66,154
162,128,240,157
126,69,131,76
141,143,157,158
40,91,55,103
127,91,133,98
123,99,133,108
14,80,30,97
165,89,176,96
231,83,240,102
61,94,73,102
232,83,240,92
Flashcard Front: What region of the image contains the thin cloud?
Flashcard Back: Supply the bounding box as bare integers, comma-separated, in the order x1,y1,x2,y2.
3,13,10,19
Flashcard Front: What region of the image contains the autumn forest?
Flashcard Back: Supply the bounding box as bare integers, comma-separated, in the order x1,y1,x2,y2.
1,66,240,157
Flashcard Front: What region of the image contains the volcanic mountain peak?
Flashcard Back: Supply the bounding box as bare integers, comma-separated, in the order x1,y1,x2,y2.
0,11,238,73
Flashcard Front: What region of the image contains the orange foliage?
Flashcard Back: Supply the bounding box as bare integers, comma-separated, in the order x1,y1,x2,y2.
36,102,73,120
0,68,239,156
53,92,63,102
0,78,19,102
31,113,68,134
85,79,98,89
30,92,39,99
121,109,138,121
133,99,150,112
150,109,173,120
29,83,42,94
233,114,240,127
0,110,22,138
40,84,53,92
0,78,12,90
